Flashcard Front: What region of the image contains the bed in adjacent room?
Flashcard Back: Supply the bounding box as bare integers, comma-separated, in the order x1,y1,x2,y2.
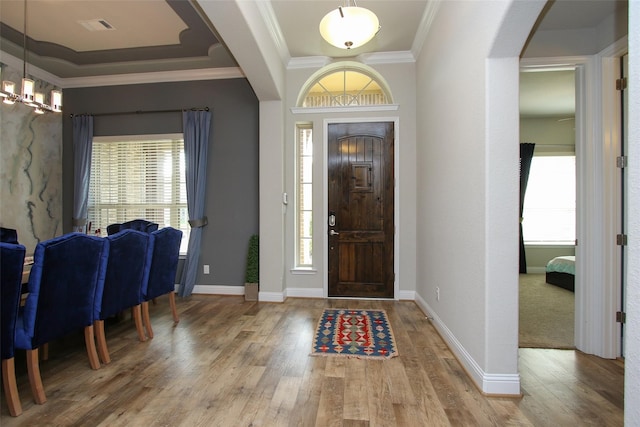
545,255,575,292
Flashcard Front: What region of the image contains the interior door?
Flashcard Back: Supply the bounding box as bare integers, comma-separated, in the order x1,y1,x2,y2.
327,122,394,298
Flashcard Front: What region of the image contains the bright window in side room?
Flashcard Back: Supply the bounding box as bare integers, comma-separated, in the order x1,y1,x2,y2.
523,155,576,244
88,134,190,253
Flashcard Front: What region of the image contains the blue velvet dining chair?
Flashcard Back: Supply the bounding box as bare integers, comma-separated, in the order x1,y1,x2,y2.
1,242,26,416
95,229,151,364
106,223,122,236
0,227,19,244
142,227,182,339
107,219,158,236
14,233,108,404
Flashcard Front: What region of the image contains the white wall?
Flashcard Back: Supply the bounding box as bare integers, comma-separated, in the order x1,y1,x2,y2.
520,117,576,146
414,0,544,394
522,1,628,58
625,0,640,423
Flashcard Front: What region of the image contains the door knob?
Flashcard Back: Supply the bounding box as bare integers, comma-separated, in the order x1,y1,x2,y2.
330,230,340,236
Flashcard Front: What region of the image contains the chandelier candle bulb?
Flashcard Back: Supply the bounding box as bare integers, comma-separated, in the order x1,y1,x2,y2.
21,78,34,103
51,90,62,112
2,81,16,104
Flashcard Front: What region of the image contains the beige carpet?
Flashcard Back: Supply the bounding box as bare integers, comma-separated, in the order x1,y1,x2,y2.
519,274,575,349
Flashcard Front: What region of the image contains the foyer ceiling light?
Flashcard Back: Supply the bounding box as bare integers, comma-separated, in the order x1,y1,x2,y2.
0,0,62,113
319,0,380,50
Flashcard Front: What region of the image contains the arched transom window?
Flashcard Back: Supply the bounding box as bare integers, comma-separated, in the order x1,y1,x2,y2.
298,62,393,108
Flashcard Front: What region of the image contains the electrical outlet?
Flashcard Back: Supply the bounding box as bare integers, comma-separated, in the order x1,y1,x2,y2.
436,287,440,301
203,264,210,274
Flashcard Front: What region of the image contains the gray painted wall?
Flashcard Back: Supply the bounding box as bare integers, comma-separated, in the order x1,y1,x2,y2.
62,78,259,287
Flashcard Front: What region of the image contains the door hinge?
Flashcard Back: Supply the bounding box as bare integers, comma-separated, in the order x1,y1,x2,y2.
616,156,628,168
616,311,626,324
616,78,627,90
616,234,627,246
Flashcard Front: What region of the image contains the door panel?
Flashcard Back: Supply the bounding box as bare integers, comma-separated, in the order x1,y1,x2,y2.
328,122,394,298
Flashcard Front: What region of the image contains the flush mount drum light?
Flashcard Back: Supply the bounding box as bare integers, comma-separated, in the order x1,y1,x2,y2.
319,1,380,50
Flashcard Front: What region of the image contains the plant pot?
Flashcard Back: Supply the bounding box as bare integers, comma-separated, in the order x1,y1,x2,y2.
245,282,259,301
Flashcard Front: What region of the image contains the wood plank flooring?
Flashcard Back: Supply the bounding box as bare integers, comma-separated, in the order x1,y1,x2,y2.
1,295,624,426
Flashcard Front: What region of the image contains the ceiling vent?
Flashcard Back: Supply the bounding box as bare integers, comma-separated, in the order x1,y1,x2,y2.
78,19,115,32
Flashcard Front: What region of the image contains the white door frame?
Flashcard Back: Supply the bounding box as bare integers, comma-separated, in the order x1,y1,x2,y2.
598,37,628,358
521,47,623,358
322,116,400,299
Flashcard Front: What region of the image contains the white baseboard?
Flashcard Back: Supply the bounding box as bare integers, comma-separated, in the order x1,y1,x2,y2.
285,287,325,299
192,285,244,295
397,290,415,300
413,293,521,396
258,291,286,302
183,286,413,301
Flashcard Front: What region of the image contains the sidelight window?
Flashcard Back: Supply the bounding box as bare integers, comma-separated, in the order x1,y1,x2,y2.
296,124,313,267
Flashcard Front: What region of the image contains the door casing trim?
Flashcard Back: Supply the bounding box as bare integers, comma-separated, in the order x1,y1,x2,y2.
322,117,400,299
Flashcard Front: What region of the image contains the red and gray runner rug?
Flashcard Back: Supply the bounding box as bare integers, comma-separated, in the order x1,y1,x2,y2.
311,308,398,359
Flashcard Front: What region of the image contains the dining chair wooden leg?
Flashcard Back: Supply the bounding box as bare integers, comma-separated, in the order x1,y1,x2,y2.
132,304,146,342
26,349,46,404
94,320,111,364
169,292,179,324
40,343,48,361
2,357,22,416
84,325,101,370
142,301,153,339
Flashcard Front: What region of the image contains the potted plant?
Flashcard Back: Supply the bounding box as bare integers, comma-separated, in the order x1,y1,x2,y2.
244,234,259,301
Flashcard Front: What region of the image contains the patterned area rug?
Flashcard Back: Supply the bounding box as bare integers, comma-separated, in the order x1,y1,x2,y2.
311,308,398,359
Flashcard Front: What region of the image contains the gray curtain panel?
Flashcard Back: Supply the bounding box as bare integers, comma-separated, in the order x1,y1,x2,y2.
178,110,211,297
519,142,535,274
72,115,94,232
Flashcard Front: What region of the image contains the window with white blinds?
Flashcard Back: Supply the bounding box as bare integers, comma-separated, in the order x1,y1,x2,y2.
296,124,313,267
88,134,189,252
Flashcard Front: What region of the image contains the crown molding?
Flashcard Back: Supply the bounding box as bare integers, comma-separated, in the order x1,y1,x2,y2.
411,0,441,59
287,50,415,70
2,49,244,88
61,67,245,88
1,50,65,87
357,51,416,64
287,56,333,70
256,0,291,65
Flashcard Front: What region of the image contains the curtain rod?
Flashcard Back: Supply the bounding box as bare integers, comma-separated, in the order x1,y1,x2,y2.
69,107,209,118
521,143,576,150
533,144,576,149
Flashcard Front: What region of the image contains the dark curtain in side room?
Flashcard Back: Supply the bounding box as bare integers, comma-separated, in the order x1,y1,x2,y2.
519,143,535,273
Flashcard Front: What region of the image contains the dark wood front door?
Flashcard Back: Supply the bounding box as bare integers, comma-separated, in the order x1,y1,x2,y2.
328,122,394,298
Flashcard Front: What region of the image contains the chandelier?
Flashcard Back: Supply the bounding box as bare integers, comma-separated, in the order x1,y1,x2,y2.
0,0,62,114
319,0,380,50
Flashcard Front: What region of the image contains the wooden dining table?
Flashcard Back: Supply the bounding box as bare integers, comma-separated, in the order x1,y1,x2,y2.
20,256,34,303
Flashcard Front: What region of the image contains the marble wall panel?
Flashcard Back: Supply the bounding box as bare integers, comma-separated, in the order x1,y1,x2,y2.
1,65,62,254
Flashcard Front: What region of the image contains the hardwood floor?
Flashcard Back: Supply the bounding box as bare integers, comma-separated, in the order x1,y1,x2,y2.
1,295,624,426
